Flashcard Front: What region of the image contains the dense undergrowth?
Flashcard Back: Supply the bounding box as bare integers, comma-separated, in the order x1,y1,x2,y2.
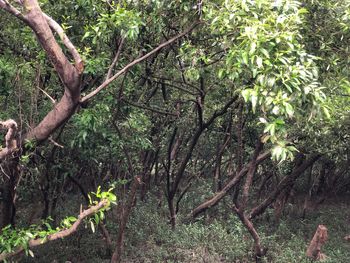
16,192,350,263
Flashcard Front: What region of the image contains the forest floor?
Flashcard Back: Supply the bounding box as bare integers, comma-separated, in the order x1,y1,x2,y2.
16,194,350,263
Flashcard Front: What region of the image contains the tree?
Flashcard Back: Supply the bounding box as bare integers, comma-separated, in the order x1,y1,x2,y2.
0,0,349,262
0,0,196,260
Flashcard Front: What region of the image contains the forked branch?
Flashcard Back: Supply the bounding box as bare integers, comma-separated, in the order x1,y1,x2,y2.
42,13,84,74
81,22,200,103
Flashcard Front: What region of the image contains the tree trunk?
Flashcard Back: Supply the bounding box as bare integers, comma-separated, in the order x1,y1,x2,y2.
0,160,19,229
0,177,15,229
233,140,267,262
306,225,328,261
167,196,176,229
249,153,321,220
111,176,141,263
233,206,266,262
190,151,271,219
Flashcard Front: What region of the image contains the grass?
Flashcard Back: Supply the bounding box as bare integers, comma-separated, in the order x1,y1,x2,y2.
13,194,350,263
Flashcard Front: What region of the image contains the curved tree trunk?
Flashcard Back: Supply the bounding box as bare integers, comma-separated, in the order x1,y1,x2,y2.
0,160,19,229
190,151,271,219
249,153,321,220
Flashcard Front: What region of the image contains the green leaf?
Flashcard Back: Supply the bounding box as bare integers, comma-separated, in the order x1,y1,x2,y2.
272,145,283,160
242,52,249,65
241,89,252,102
322,107,331,119
285,103,294,117
251,93,258,112
249,42,257,55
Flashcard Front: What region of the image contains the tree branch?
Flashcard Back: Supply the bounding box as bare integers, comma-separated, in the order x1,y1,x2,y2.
0,200,108,262
42,13,84,74
81,22,199,103
122,98,177,116
0,0,26,21
106,37,125,80
249,153,321,219
190,150,271,219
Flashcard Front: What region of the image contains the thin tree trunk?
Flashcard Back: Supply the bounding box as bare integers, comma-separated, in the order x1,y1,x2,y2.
233,205,266,262
249,153,321,220
0,160,19,229
111,176,141,263
168,96,238,227
233,140,266,262
214,111,233,192
168,197,176,229
190,151,271,219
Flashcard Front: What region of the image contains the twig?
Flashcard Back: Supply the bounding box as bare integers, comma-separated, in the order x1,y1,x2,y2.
0,164,10,179
122,99,177,116
38,87,56,104
48,136,64,148
106,37,125,80
0,0,26,21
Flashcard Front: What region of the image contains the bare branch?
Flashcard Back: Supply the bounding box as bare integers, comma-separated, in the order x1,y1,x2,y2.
42,13,84,74
106,37,125,80
149,78,197,96
122,98,177,116
0,119,18,160
0,0,26,21
81,22,199,103
0,199,108,261
48,136,64,148
38,86,56,104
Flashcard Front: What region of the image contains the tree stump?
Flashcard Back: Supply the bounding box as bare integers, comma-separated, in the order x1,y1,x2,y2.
306,225,328,261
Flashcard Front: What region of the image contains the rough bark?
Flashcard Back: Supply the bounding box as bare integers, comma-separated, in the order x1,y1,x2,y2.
0,120,18,159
